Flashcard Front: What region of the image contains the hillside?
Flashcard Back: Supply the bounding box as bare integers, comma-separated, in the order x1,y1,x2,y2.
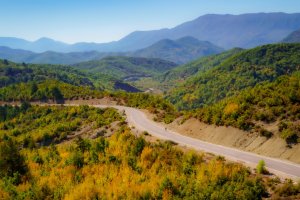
73,56,177,80
0,59,145,92
192,72,300,145
133,36,224,64
167,43,300,110
0,59,95,88
0,80,104,102
159,48,243,86
0,106,266,199
1,104,298,199
282,29,300,43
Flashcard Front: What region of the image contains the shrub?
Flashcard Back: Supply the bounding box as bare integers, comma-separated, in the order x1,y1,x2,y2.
142,131,150,136
275,179,300,197
256,160,267,174
281,128,298,144
66,150,84,168
259,129,273,138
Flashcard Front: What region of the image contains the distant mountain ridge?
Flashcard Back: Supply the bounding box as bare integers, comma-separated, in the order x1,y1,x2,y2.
133,36,223,64
0,37,69,52
0,37,223,64
1,12,300,52
282,29,300,43
119,12,300,50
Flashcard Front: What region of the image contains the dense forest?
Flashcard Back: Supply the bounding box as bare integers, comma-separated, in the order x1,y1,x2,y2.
0,80,104,102
159,48,243,86
0,104,298,199
167,44,300,110
0,59,95,88
188,72,300,144
0,59,138,91
73,56,177,80
132,48,243,92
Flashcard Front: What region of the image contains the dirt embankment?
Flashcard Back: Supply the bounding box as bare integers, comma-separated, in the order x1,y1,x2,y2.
169,118,300,164
143,110,300,164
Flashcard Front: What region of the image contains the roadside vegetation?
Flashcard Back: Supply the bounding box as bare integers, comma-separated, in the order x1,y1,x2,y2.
0,104,298,199
0,80,177,124
188,72,300,144
0,104,269,199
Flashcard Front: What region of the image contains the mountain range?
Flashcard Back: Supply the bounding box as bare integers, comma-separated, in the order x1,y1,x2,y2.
132,36,223,64
0,12,300,53
0,37,223,64
282,28,300,43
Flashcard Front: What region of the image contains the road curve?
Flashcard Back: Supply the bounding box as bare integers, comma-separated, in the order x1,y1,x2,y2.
59,103,300,179
96,105,300,180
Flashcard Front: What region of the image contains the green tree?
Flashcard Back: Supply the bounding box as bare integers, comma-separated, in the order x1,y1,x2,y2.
51,86,64,103
67,150,84,168
30,82,38,96
256,160,267,174
0,138,27,177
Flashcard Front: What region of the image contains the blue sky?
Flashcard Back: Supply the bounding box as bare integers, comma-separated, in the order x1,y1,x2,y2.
1,0,300,43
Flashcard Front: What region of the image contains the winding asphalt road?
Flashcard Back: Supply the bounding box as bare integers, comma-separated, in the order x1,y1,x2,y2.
96,105,300,180
56,103,300,179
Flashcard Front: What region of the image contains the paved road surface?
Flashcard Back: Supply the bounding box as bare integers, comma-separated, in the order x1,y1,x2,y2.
62,104,300,179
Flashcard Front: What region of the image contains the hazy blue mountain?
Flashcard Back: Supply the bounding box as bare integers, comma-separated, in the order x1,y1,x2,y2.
0,37,69,52
282,29,300,43
118,12,300,50
0,37,222,64
0,46,119,64
0,46,33,62
132,36,224,64
1,13,300,52
30,37,69,52
0,37,30,49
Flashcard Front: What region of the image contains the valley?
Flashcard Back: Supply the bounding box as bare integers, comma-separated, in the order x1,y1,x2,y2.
1,4,300,199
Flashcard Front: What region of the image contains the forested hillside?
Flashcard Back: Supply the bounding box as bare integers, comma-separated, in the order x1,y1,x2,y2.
167,44,300,109
190,72,300,144
0,59,142,91
0,104,298,199
0,59,94,88
159,48,243,88
73,56,177,80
